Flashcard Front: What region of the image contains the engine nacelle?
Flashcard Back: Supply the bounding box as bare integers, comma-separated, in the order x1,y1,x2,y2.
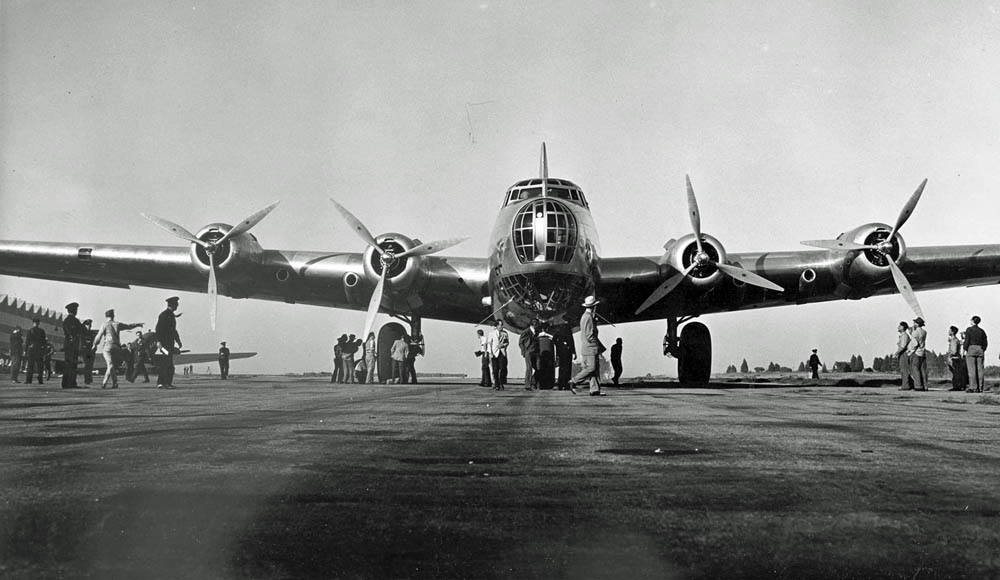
361,232,423,293
188,223,264,277
830,222,907,287
664,232,728,289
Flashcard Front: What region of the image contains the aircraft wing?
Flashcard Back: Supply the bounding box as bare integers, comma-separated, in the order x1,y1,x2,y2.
598,244,1000,324
0,241,491,325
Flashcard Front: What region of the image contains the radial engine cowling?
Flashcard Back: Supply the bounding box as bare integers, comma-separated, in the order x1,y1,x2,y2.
361,232,423,293
188,223,264,277
664,232,728,289
831,222,907,287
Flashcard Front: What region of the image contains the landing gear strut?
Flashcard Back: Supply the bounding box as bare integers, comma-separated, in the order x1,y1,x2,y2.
664,316,712,385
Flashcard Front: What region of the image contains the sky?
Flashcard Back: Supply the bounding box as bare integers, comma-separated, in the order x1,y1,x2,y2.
3,1,1000,377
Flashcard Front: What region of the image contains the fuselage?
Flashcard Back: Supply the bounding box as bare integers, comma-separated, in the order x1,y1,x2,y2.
487,177,600,332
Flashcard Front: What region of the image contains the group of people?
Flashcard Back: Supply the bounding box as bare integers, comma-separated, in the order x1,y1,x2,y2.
330,331,424,384
8,296,185,390
475,295,621,396
896,315,991,392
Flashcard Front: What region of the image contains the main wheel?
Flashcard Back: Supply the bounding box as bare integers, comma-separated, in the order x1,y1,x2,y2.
678,322,712,385
377,322,407,384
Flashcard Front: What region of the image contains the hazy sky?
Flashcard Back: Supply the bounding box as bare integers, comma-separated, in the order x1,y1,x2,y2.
3,1,1000,376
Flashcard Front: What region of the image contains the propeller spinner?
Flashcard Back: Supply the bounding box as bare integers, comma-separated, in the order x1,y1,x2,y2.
142,201,280,330
329,198,468,340
635,176,784,315
800,179,927,319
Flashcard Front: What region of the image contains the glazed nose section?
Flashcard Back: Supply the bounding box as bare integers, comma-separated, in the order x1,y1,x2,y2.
512,199,578,263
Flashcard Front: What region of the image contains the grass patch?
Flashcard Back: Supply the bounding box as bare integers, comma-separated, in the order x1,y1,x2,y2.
975,396,1000,405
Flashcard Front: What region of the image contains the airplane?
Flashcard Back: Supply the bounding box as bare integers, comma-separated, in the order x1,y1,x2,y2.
2,144,999,383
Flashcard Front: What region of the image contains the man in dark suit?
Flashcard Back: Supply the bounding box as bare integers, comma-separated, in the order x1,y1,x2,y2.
519,320,540,390
218,341,230,379
61,302,85,389
155,296,182,389
24,317,47,385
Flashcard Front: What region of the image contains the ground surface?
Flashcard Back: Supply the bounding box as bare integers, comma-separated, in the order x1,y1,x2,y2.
1,375,998,579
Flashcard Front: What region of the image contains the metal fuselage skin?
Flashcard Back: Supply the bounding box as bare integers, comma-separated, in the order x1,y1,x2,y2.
486,179,600,332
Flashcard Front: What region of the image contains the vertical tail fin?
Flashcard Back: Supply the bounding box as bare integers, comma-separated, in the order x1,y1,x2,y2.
539,142,549,197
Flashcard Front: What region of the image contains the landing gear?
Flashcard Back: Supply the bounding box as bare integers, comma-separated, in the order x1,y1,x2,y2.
376,322,406,383
664,317,712,385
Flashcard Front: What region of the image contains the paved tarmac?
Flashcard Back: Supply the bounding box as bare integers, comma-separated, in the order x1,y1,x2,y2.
1,376,998,579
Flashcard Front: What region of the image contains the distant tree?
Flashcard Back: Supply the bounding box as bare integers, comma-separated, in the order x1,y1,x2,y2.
797,361,805,372
726,364,737,374
740,359,749,373
754,366,765,373
852,355,865,372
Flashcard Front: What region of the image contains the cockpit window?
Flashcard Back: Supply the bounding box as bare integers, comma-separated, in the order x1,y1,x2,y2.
504,179,588,208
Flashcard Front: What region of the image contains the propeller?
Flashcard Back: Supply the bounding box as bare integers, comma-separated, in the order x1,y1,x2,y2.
142,200,280,330
329,198,468,339
800,179,927,319
635,176,784,315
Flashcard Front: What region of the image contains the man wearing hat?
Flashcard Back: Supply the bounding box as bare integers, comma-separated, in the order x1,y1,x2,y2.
808,349,822,380
571,295,605,396
61,302,85,388
155,296,183,389
24,317,47,385
218,341,230,379
909,316,928,391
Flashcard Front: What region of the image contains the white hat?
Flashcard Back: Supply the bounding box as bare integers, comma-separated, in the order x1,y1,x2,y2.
581,295,600,308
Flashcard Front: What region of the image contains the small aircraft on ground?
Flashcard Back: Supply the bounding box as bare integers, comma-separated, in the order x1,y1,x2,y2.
2,145,998,382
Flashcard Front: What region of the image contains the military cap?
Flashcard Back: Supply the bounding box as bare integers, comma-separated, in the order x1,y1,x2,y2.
65,302,79,311
105,309,115,318
220,341,227,345
166,296,180,305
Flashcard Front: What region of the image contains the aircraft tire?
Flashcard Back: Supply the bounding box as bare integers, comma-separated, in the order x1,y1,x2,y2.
377,322,407,384
678,322,711,385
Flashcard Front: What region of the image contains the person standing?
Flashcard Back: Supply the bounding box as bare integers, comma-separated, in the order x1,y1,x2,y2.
909,317,928,391
24,318,47,385
342,334,360,384
92,309,143,389
332,335,346,384
610,337,624,386
130,330,154,383
554,326,576,390
947,326,968,391
519,321,539,390
406,333,424,384
9,326,23,383
808,349,822,379
61,302,85,389
571,295,605,396
155,296,182,389
964,315,988,393
536,323,555,390
363,332,377,384
895,321,912,390
218,341,230,379
390,334,409,384
476,329,492,388
80,319,96,385
43,340,54,380
486,319,509,390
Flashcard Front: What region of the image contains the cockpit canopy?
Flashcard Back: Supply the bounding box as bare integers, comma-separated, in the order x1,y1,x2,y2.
503,178,588,208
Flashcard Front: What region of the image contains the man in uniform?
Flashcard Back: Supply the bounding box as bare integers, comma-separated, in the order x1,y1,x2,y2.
61,302,85,389
808,349,822,379
155,296,182,389
571,295,605,396
554,325,575,390
24,317,47,385
80,319,96,385
9,326,24,383
218,341,230,379
405,333,424,384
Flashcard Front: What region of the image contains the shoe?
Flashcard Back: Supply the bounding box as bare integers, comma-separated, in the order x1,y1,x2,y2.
570,387,578,395
966,388,976,393
156,384,165,389
590,392,606,397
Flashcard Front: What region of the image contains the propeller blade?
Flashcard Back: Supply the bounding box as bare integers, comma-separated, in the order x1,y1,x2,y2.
396,237,470,259
800,239,875,251
329,198,384,255
715,262,785,293
634,264,696,315
142,213,208,248
218,200,281,244
887,178,927,241
207,252,218,331
886,256,924,320
685,175,704,256
361,269,388,341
